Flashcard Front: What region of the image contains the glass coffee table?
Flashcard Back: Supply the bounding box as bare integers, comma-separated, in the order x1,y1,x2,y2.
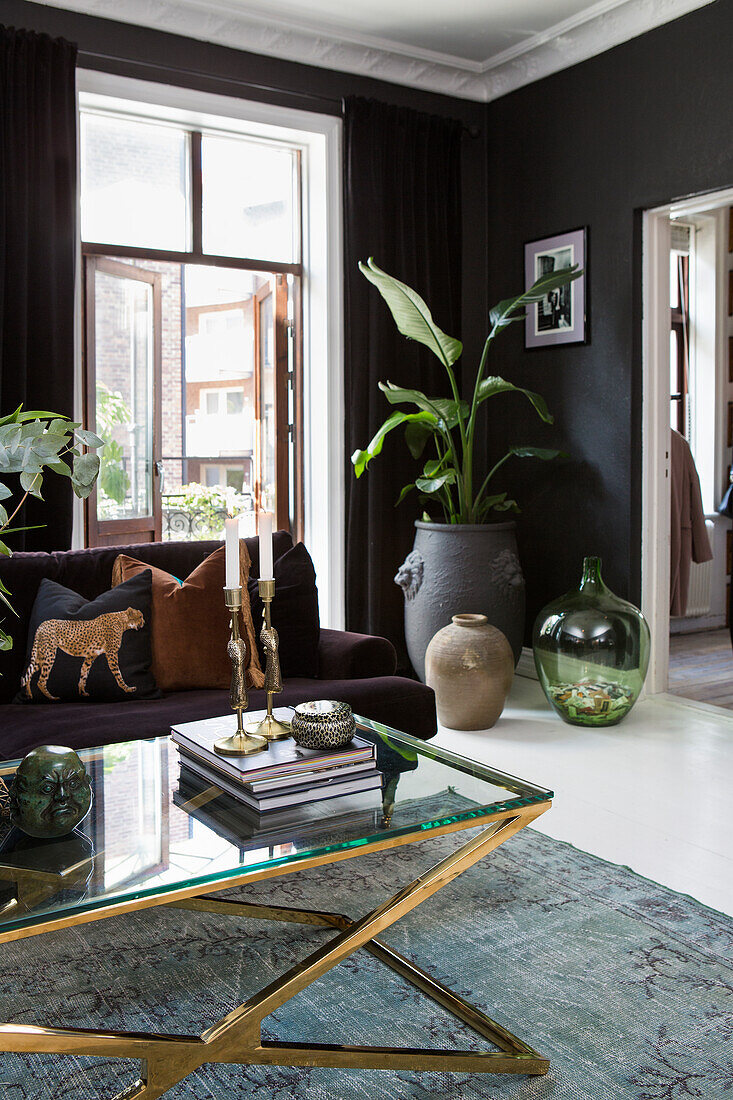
0,715,553,1098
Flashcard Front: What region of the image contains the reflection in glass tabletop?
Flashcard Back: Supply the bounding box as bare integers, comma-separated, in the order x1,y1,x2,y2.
0,715,552,941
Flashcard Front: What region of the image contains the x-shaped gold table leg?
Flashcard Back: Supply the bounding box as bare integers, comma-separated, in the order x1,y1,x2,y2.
0,803,550,1098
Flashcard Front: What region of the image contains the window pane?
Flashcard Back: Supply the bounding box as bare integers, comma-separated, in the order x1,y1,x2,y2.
259,291,276,515
81,113,189,251
202,135,297,262
227,390,244,415
204,391,219,415
670,253,679,310
94,270,154,521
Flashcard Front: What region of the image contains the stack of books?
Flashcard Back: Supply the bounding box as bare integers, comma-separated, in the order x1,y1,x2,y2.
171,711,382,815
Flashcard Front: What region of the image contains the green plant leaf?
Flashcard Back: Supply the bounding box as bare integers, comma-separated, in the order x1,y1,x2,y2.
359,259,462,368
0,406,23,427
476,377,553,423
20,470,43,498
47,459,71,478
0,504,6,526
489,265,582,329
352,410,436,477
507,445,565,461
75,428,106,449
404,420,433,460
379,382,443,417
0,626,12,651
395,483,415,506
0,482,11,501
16,410,66,422
416,470,457,494
71,453,100,498
0,540,10,556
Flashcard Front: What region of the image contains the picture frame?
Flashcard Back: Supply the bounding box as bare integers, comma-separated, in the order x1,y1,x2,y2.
524,227,588,348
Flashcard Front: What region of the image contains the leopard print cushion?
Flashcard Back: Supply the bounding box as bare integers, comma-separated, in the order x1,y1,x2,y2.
15,571,158,704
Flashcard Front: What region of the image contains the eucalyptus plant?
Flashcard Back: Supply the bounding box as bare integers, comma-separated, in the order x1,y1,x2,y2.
352,258,581,524
0,406,104,658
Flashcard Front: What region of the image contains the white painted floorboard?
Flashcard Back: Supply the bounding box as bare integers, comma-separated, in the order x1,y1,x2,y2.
433,676,733,917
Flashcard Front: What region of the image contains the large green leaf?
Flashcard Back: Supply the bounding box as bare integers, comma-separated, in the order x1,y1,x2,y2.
378,384,467,428
378,382,443,417
0,627,12,652
17,410,66,422
476,377,553,423
352,410,437,477
489,265,582,330
404,420,433,460
0,407,23,427
0,483,11,502
359,259,462,368
507,445,565,461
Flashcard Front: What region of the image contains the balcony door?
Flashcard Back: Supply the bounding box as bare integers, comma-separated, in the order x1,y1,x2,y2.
84,257,163,546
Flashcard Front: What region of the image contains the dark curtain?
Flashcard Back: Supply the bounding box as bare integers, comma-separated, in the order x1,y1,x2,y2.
344,96,462,662
0,26,77,550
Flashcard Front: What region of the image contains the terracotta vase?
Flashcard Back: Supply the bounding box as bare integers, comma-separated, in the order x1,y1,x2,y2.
425,614,514,730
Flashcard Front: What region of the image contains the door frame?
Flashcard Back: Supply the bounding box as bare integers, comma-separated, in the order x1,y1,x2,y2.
642,184,733,694
84,255,163,547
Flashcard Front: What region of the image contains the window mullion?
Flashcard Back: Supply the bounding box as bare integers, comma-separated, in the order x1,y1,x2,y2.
191,130,203,255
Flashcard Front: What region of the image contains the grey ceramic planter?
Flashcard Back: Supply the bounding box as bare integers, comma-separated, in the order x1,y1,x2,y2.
395,520,525,682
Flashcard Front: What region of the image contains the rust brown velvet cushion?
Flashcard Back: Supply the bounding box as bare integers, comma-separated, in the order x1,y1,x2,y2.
112,542,264,692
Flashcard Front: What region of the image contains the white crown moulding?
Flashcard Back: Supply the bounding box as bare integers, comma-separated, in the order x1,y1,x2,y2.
40,0,715,103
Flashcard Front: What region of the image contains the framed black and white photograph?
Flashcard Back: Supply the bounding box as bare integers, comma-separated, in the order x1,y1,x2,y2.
524,227,587,348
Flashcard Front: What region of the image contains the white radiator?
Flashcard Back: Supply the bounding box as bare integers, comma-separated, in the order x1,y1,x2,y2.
684,520,715,617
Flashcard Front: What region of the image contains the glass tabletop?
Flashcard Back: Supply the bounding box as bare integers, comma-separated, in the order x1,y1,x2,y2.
0,716,552,940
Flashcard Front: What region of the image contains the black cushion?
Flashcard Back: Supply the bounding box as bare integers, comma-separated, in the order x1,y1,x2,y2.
15,571,158,705
248,542,320,678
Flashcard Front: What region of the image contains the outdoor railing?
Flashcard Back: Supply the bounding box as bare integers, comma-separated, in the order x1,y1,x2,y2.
162,494,254,541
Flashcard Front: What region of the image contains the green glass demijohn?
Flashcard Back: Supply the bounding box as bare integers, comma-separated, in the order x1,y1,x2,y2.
532,557,650,726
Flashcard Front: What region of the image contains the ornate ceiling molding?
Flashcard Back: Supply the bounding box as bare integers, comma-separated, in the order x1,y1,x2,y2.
41,0,715,103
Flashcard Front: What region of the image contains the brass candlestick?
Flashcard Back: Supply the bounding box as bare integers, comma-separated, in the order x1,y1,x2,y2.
245,578,291,741
214,587,268,757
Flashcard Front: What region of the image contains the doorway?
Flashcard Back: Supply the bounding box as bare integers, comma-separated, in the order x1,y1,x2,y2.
642,185,733,701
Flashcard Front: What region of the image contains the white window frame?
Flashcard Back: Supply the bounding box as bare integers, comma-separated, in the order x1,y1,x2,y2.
73,70,344,628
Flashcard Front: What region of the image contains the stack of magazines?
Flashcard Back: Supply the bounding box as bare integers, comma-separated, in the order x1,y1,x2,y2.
171,711,382,815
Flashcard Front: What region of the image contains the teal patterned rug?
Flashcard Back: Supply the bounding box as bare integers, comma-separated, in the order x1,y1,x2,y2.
0,823,730,1099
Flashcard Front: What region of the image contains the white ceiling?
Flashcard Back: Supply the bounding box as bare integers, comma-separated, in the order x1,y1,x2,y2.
41,0,715,101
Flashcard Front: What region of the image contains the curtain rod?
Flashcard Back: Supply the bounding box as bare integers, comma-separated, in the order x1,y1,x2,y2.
77,49,481,137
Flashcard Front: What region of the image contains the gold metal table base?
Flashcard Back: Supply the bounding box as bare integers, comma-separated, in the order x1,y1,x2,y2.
0,802,551,1098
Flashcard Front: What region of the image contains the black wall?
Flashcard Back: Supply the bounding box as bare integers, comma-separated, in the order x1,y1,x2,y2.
483,0,733,640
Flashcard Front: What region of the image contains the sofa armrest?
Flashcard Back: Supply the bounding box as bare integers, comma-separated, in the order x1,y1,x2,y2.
318,628,398,680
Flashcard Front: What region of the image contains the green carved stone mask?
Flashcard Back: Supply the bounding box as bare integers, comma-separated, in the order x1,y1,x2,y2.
10,746,93,839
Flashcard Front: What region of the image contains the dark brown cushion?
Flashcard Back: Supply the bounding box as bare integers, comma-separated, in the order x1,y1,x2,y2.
112,543,264,693
248,542,320,678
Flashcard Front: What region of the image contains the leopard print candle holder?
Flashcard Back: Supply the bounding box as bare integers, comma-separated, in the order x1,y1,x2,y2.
290,700,356,750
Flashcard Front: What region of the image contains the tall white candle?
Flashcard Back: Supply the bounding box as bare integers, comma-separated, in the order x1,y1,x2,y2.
225,514,240,589
259,511,274,580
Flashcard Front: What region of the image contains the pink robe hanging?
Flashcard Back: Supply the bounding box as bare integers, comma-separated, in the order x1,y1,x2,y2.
669,429,713,617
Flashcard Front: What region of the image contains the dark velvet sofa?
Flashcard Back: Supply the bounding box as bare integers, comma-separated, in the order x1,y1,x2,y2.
0,533,436,760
